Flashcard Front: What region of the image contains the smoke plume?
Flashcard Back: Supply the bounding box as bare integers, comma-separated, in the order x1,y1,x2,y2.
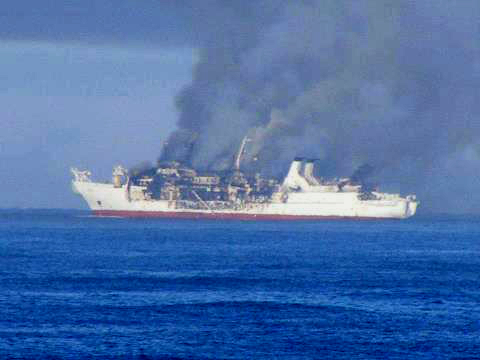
161,0,480,212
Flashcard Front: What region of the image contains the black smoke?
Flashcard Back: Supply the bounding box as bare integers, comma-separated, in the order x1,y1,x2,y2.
160,0,480,212
351,164,375,185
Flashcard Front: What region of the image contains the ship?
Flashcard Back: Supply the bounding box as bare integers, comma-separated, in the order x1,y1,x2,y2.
71,138,418,220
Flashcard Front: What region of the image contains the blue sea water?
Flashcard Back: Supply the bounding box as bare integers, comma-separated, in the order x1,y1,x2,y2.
0,210,479,359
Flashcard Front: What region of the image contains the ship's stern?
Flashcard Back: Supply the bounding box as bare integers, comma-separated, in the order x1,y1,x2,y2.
405,195,419,218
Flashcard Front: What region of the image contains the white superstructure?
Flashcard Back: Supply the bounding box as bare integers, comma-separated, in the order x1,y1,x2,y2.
71,159,418,220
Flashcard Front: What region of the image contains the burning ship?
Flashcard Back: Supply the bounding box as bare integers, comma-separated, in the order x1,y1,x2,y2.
71,138,418,220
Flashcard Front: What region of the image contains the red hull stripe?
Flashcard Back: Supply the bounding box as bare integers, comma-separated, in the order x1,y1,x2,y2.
92,210,394,221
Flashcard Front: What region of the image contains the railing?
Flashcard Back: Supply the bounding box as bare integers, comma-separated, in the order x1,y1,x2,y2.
71,168,92,182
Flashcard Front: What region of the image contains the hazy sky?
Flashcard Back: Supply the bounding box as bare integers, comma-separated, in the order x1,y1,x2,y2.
0,2,197,208
2,1,480,213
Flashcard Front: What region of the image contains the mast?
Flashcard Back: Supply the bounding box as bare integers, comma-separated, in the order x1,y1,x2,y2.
234,136,251,171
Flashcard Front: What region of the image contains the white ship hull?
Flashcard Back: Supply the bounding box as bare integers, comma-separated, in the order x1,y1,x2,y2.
72,180,418,220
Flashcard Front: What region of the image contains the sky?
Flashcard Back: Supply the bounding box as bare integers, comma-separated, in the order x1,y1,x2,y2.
0,1,197,208
2,1,480,213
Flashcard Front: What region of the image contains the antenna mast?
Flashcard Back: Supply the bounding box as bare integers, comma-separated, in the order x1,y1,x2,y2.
235,136,251,171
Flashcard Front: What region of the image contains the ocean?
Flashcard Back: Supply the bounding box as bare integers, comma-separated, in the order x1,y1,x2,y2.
0,210,479,359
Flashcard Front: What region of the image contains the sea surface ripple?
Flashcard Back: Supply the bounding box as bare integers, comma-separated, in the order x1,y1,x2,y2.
0,210,479,359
